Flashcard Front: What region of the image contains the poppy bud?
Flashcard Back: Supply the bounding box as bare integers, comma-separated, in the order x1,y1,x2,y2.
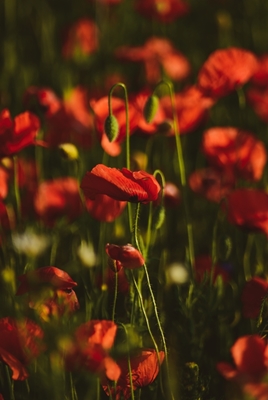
104,114,119,142
105,243,145,269
143,95,159,123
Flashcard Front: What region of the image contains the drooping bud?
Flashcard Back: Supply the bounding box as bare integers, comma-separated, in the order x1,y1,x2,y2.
104,114,119,142
105,243,145,269
143,95,159,123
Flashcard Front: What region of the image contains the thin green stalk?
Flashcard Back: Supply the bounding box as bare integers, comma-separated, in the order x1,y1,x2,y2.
133,203,174,400
152,80,195,277
130,271,160,356
145,169,166,259
111,269,118,321
107,82,132,230
120,323,135,400
243,234,254,281
13,156,21,223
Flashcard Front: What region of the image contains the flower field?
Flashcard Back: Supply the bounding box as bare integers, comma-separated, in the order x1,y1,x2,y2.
1,0,268,399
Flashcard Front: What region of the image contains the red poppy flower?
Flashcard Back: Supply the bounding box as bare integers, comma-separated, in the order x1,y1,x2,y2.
62,18,98,60
81,164,161,204
189,167,235,202
0,317,44,380
34,177,83,226
202,127,267,181
241,277,268,319
65,320,120,381
194,255,230,283
106,243,145,270
115,37,190,84
160,86,214,134
135,0,189,23
198,47,258,98
247,87,268,123
225,189,268,236
16,266,77,295
243,382,268,400
251,55,268,87
24,86,94,148
0,166,9,199
217,335,268,382
86,194,127,222
0,109,40,157
102,349,165,399
16,267,79,319
90,96,138,156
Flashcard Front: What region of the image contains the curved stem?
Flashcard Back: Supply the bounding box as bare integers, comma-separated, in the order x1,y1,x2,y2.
107,82,132,231
133,203,174,400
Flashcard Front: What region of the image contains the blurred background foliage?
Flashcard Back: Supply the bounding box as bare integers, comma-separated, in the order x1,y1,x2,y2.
1,0,268,114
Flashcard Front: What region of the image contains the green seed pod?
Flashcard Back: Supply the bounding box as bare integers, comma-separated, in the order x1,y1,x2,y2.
143,95,159,123
104,114,119,142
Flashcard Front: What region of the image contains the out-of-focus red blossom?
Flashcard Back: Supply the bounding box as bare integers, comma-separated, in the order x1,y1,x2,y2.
189,167,235,202
160,86,214,134
225,189,268,236
65,320,120,381
102,349,165,399
115,37,190,84
86,194,127,222
194,255,230,283
0,317,44,380
198,47,258,99
16,267,79,319
243,382,268,400
202,127,267,181
217,335,268,390
131,91,166,134
241,277,268,319
0,109,40,157
0,166,9,199
162,182,181,207
90,96,138,156
81,164,161,204
24,86,94,148
62,18,98,60
34,177,83,226
16,266,77,295
135,0,189,22
251,55,268,87
106,243,145,270
247,87,268,123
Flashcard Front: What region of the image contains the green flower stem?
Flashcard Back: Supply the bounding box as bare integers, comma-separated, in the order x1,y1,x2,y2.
107,82,132,231
13,155,21,223
133,203,174,400
145,169,166,259
244,234,254,281
120,323,135,400
111,269,118,322
153,80,195,277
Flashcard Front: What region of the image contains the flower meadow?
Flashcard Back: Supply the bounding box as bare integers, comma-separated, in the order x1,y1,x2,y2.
2,0,268,399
